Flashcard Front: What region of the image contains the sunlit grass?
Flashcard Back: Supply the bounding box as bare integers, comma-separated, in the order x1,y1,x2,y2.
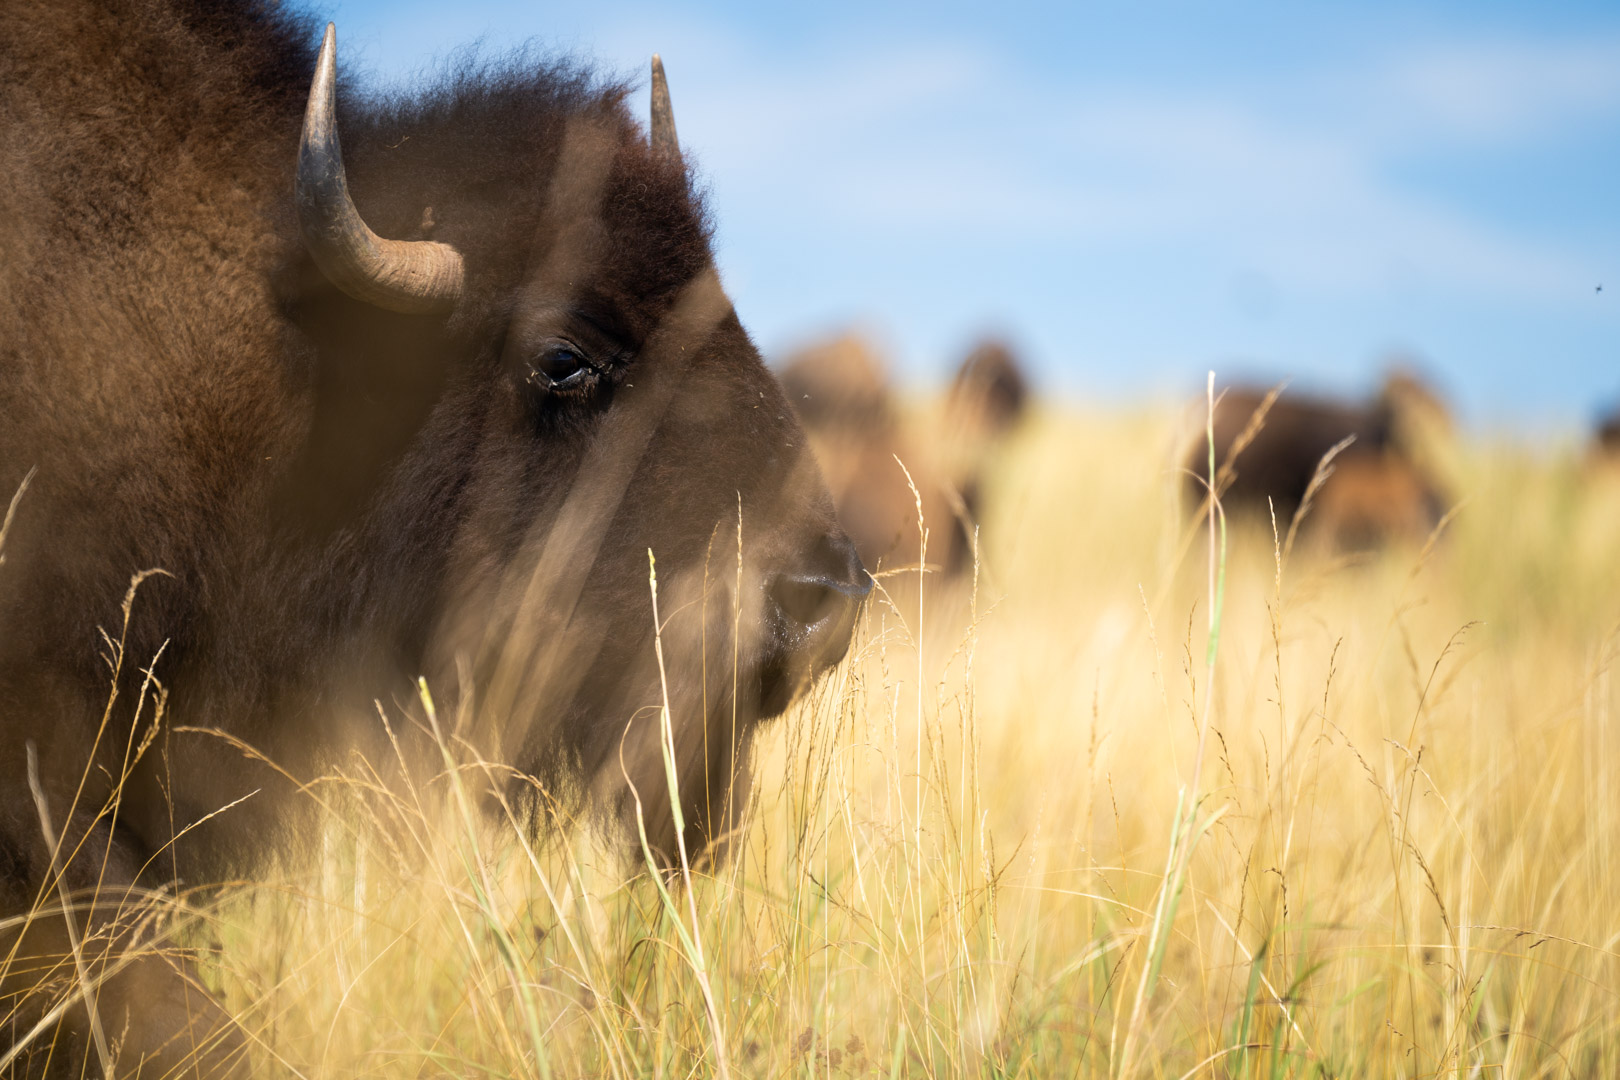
14,401,1620,1077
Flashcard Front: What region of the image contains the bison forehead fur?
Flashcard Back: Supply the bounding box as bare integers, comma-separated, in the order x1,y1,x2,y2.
0,0,865,964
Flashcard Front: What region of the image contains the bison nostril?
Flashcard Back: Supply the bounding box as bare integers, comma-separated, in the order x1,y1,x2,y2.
772,529,872,624
767,530,870,671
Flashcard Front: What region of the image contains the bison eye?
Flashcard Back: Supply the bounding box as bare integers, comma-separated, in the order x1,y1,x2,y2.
527,342,592,391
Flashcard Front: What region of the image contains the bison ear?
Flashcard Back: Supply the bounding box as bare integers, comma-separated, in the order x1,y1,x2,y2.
296,23,465,313
649,54,679,157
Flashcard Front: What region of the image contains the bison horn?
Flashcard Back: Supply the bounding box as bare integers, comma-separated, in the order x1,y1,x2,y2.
649,54,679,156
296,24,464,313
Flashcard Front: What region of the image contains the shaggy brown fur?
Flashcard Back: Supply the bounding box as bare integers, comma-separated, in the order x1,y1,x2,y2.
0,1,866,1072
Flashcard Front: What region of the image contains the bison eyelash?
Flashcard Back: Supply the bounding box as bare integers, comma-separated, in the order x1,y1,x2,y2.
522,339,603,395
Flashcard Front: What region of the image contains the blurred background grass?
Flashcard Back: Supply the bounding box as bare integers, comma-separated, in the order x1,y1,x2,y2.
188,401,1620,1078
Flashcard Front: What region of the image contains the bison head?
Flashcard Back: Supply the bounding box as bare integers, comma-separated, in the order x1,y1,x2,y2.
261,27,868,863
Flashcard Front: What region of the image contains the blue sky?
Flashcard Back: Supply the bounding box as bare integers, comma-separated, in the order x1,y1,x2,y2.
330,0,1619,428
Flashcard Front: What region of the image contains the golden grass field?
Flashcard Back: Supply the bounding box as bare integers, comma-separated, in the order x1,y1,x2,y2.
16,399,1620,1078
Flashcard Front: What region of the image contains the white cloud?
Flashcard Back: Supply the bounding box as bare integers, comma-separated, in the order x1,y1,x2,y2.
1376,37,1620,143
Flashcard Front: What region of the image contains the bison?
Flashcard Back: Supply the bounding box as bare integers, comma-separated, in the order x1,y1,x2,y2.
1190,371,1449,550
777,335,955,575
1600,414,1620,454
0,1,867,1073
938,338,1031,557
778,335,1029,579
944,338,1029,444
1592,401,1620,461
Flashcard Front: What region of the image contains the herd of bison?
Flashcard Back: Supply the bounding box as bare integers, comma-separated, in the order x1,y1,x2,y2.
0,1,1612,1075
790,336,1475,566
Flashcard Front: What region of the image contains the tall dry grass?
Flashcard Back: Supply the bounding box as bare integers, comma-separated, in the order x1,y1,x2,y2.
11,399,1620,1077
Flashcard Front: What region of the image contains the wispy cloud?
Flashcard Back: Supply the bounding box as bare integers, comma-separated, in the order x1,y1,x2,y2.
1375,37,1620,143
646,29,1611,303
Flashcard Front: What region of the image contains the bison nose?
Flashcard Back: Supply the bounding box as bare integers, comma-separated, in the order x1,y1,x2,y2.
768,532,871,667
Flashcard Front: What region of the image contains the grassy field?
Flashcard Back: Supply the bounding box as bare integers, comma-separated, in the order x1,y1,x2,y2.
26,402,1620,1077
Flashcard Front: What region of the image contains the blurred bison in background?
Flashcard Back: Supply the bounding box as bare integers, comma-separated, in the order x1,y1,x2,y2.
0,2,866,1074
1190,369,1450,550
939,339,1031,548
780,335,1030,579
946,339,1029,442
779,336,952,573
1591,402,1620,462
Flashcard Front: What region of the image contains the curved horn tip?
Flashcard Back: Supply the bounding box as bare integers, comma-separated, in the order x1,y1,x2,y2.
295,19,465,313
649,53,679,157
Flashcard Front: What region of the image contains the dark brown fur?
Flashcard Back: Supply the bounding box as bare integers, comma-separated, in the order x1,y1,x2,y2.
0,1,865,1072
